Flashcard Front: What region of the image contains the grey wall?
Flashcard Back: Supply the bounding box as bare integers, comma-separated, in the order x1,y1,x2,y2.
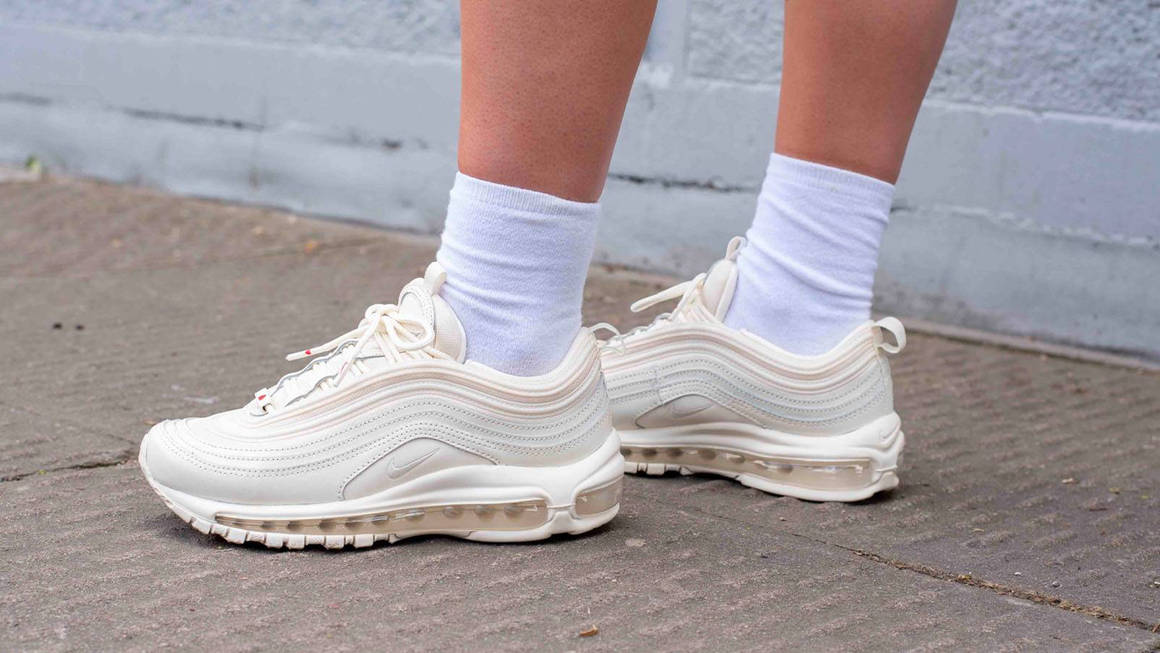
2,1,1158,359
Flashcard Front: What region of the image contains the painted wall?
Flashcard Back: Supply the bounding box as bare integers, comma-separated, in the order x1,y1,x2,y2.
2,1,1158,358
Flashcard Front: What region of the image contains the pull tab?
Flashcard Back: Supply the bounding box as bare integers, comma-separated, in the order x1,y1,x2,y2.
423,261,447,293
725,236,746,261
874,317,906,354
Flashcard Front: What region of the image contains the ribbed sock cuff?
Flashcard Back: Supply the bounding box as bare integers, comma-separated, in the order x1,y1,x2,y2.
451,172,599,218
766,153,894,217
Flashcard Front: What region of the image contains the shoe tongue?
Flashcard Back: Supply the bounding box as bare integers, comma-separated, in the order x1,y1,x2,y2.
698,237,743,320
397,262,467,362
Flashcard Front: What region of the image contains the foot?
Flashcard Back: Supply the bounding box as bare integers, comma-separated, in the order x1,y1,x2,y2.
596,238,906,502
139,263,622,549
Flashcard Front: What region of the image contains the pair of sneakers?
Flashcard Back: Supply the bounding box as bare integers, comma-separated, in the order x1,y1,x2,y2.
139,239,907,549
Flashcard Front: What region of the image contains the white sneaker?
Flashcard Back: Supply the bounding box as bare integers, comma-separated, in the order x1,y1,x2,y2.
597,238,906,502
139,263,623,549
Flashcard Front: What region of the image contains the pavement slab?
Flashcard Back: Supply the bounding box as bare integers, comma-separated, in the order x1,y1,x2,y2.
0,402,131,482
1,177,1158,651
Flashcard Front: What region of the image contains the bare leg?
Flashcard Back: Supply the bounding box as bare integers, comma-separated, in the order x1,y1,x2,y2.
458,1,657,201
776,0,956,183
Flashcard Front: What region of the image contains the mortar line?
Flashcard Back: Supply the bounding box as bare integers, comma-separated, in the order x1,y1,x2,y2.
606,172,757,193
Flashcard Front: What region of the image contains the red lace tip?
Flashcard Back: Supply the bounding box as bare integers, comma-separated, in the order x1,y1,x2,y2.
257,394,266,400
304,350,311,355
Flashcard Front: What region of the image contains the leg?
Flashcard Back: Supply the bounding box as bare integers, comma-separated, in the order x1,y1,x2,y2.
139,2,656,546
726,1,956,355
602,2,954,500
459,0,657,202
776,0,957,183
438,0,657,374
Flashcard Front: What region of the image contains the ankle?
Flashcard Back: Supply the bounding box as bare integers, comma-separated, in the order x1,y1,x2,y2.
723,154,893,356
435,172,600,375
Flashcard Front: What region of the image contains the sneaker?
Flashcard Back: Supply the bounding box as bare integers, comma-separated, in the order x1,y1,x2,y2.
596,238,906,502
139,263,623,549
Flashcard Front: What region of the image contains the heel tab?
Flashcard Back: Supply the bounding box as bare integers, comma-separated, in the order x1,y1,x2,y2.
725,236,745,260
423,262,447,293
874,317,906,355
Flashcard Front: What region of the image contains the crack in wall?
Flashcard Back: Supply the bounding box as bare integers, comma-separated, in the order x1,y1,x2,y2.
0,95,264,132
120,107,263,132
0,92,52,107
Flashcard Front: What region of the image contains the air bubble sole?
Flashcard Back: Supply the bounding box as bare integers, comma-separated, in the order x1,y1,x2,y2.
140,436,624,550
621,414,904,502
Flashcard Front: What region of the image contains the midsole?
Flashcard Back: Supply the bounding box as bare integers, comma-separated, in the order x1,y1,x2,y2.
150,431,623,532
619,413,901,466
215,477,622,536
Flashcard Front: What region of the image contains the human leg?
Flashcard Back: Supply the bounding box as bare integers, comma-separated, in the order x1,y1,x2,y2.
438,0,658,375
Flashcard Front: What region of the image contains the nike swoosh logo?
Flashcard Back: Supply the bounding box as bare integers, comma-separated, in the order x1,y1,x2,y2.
667,396,714,419
385,446,440,480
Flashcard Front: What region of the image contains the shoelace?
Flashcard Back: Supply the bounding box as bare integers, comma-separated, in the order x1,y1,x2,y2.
254,303,452,412
594,272,708,351
594,237,745,349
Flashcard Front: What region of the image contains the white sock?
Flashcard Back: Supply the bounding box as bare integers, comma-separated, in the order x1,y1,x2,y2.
724,153,894,356
435,172,600,375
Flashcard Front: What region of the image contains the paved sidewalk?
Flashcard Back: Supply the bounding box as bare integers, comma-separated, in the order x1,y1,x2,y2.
2,177,1158,651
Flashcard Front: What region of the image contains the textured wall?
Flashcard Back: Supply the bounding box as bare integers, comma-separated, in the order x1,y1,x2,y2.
1,1,1158,358
7,0,1156,122
0,1,463,54
687,0,1160,122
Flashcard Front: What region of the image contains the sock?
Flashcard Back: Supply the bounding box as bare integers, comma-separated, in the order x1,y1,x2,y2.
435,172,600,375
724,153,894,356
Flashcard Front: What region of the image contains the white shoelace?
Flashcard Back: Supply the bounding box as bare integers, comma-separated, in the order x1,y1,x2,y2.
594,272,708,351
594,237,744,350
254,303,452,412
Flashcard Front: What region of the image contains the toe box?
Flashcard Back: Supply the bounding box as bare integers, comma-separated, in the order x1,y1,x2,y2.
139,418,206,498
